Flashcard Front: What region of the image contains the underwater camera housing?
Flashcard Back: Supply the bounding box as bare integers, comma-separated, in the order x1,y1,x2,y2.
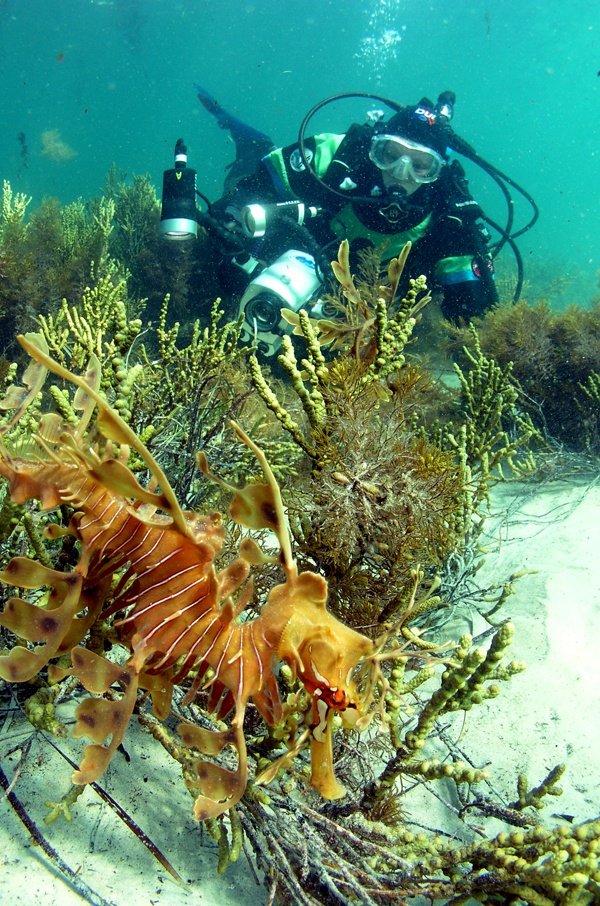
238,250,323,358
159,138,198,240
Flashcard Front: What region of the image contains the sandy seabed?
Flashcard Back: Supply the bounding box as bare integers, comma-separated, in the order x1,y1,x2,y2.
1,472,599,906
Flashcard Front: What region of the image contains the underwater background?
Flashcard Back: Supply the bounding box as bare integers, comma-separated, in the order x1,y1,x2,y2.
0,0,597,303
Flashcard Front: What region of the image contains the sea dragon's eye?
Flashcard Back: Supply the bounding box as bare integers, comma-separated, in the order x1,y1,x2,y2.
315,685,349,711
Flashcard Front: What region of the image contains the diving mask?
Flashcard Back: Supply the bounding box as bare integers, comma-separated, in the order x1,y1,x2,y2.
369,134,445,183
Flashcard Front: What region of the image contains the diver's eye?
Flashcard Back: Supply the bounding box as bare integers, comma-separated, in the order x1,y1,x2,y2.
411,158,430,174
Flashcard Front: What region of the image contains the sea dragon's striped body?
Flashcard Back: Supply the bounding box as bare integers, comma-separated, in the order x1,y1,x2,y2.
0,334,378,820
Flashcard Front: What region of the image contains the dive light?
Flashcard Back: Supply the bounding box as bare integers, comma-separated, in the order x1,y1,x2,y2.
159,138,198,240
239,201,321,238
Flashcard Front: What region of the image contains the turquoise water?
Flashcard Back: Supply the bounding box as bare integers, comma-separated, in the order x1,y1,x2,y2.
0,0,598,299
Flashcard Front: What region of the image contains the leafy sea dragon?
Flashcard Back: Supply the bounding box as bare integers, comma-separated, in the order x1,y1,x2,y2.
0,333,385,820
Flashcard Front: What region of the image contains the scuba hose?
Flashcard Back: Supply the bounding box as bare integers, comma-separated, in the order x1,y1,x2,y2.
448,130,539,242
439,134,538,304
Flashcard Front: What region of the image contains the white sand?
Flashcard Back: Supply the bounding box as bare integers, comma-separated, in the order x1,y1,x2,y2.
2,472,599,905
461,475,600,823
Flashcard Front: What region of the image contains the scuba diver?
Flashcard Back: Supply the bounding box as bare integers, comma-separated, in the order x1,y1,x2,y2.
159,86,537,357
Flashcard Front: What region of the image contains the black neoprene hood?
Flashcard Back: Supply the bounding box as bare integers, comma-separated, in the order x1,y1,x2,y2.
383,100,450,158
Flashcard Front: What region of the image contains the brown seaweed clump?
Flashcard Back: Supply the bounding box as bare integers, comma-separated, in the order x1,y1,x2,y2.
289,366,466,630
447,297,600,450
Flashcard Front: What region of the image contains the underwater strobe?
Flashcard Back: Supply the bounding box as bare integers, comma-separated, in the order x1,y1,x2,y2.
159,138,198,240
